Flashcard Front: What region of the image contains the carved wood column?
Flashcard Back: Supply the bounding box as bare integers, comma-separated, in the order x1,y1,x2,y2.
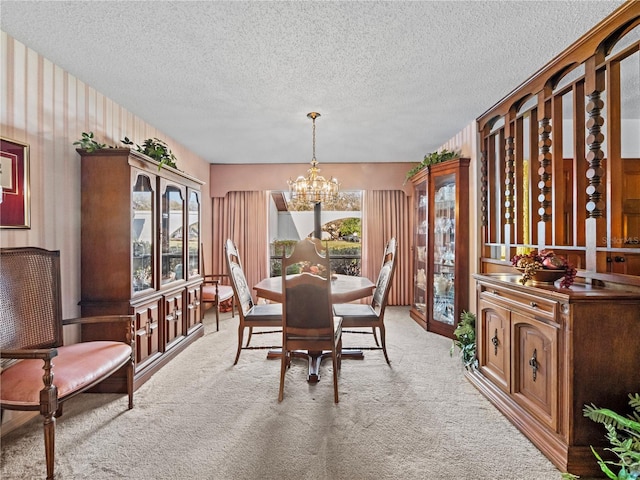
537,89,553,247
503,111,516,260
584,53,607,271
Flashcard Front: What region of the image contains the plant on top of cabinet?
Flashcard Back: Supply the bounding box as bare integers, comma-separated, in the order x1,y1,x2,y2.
73,131,107,153
122,136,178,170
405,148,461,181
562,393,640,480
450,310,477,370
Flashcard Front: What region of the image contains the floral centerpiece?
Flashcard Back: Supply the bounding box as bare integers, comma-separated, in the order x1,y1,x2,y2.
299,261,328,278
511,250,577,288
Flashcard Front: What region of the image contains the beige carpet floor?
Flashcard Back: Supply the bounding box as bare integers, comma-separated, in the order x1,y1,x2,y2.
1,307,576,479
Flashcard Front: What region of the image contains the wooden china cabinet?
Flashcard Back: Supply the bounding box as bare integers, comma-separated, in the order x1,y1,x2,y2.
409,157,470,338
79,148,204,392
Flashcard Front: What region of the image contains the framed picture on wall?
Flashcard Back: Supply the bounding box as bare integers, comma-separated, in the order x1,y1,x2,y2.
1,137,30,229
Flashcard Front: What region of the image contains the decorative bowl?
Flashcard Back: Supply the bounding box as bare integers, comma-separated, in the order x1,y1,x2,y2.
516,267,566,285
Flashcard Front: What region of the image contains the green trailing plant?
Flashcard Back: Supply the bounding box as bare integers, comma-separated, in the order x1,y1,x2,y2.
122,136,178,170
449,310,477,370
562,393,640,480
73,131,106,153
406,148,461,181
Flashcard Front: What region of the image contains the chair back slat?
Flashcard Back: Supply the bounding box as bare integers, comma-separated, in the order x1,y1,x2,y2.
372,238,397,312
0,247,63,351
283,275,333,333
225,239,254,315
282,239,333,334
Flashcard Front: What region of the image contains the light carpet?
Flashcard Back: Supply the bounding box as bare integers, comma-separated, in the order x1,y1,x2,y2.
1,307,573,480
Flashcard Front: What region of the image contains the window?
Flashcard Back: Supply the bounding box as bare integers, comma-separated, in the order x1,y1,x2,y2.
268,191,363,277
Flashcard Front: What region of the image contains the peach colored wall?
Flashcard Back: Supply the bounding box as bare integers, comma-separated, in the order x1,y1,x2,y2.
0,32,212,318
209,162,417,198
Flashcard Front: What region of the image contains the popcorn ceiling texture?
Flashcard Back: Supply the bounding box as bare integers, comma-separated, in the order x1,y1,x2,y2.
0,1,624,165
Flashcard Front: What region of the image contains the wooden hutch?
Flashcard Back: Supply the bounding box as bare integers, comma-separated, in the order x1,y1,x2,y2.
469,3,640,477
79,148,204,392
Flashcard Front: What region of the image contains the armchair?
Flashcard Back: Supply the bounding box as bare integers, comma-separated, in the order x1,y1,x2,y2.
0,247,134,480
201,243,235,331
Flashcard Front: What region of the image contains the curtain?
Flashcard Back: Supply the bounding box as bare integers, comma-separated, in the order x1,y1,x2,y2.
362,190,412,306
211,191,270,300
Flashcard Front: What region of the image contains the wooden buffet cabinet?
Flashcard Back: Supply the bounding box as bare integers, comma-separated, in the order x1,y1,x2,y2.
79,148,204,392
468,273,640,477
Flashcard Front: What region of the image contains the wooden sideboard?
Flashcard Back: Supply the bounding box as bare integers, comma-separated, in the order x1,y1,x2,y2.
468,273,640,477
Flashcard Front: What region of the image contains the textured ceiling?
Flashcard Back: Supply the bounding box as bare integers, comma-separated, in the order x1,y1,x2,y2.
0,1,626,164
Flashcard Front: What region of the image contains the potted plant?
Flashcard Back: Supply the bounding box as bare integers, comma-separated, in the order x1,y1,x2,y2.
73,131,106,152
405,148,461,181
122,136,178,170
450,310,477,370
562,393,640,479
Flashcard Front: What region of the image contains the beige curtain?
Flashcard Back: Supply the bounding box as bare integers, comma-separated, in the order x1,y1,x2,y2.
362,190,412,306
211,191,270,300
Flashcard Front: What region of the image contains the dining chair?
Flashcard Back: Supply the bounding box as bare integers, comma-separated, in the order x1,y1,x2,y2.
200,243,234,331
225,239,282,365
279,238,342,403
333,237,397,364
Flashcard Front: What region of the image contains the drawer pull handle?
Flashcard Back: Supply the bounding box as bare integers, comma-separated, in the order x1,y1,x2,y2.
491,329,499,355
530,301,538,308
529,349,538,382
491,290,499,295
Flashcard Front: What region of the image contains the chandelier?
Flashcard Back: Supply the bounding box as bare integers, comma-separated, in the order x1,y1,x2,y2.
288,112,339,204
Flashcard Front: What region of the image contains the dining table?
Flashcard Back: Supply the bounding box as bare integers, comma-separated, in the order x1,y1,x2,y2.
253,273,375,383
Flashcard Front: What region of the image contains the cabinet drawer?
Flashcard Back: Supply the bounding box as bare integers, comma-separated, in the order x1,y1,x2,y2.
480,286,557,321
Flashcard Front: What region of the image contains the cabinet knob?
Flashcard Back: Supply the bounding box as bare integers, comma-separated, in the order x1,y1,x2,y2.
530,301,538,308
491,289,499,295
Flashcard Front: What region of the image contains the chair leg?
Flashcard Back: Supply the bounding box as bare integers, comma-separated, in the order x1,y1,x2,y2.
245,326,253,347
43,413,56,480
332,347,340,403
379,325,390,365
278,350,287,402
215,305,220,331
234,325,244,365
127,358,134,409
371,327,380,346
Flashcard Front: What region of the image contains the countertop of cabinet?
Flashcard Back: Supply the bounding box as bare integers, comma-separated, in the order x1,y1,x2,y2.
474,273,640,302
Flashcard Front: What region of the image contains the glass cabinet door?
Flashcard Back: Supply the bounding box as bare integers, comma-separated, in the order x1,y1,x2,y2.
413,177,428,315
432,173,456,326
161,183,184,285
187,189,200,279
132,174,154,293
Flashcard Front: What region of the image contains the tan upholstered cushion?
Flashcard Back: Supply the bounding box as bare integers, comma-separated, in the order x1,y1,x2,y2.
202,284,234,303
0,341,131,407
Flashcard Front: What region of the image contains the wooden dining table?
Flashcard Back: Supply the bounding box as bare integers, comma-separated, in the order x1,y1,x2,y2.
253,273,375,383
